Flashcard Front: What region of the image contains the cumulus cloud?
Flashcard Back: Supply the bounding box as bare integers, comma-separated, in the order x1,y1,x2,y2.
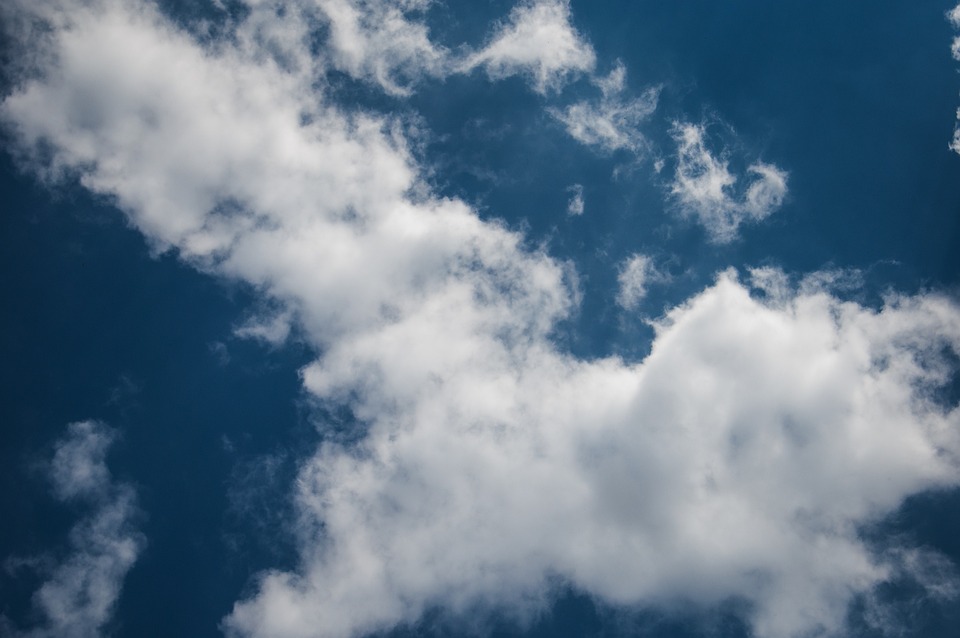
550,62,659,153
464,0,596,94
3,3,960,638
5,421,144,638
616,253,665,309
233,271,960,638
669,122,788,243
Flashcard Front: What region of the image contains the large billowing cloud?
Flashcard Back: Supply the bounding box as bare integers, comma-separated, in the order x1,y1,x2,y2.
3,421,144,638
2,2,960,638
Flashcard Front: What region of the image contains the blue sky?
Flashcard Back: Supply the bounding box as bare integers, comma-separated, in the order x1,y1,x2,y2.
2,1,960,637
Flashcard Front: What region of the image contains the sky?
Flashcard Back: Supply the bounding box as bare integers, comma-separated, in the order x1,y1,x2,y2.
2,1,960,637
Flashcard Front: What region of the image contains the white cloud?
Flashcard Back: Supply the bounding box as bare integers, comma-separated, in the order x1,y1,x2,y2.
464,0,596,94
550,62,659,153
3,4,960,638
670,122,788,243
616,253,664,309
566,183,584,216
310,0,448,95
235,308,294,346
233,271,960,638
7,421,144,638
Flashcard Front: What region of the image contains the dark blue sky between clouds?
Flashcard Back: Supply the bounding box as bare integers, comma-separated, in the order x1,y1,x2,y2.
2,1,960,637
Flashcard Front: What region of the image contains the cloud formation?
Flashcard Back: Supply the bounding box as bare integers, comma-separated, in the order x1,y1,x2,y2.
550,62,659,153
1,3,959,638
616,253,664,309
5,421,143,638
465,0,596,94
669,123,788,243
309,0,447,95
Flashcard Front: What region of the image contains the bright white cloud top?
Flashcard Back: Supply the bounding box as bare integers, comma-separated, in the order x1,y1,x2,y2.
1,2,959,638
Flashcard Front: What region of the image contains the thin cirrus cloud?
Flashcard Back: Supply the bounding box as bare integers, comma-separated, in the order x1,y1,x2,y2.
670,122,788,243
2,421,144,638
1,3,960,638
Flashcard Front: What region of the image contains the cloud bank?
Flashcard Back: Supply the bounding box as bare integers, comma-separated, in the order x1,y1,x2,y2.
4,421,143,638
1,2,959,638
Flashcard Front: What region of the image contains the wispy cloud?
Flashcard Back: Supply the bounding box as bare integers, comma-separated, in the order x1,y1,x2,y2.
464,0,595,94
2,3,959,638
4,421,143,638
669,122,787,243
616,253,666,309
566,183,584,216
550,62,659,153
310,0,448,95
